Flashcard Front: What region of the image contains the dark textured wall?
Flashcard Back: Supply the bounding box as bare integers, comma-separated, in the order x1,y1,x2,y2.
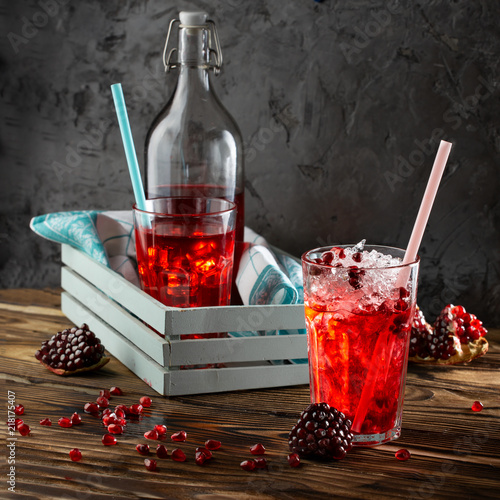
1,0,499,325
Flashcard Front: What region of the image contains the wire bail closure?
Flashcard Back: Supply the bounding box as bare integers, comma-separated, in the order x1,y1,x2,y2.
162,18,223,75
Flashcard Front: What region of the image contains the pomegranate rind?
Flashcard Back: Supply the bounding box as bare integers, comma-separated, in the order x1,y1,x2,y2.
409,337,489,365
38,355,110,376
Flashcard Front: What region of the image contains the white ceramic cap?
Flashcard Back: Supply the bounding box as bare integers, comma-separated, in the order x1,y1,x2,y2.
179,11,208,26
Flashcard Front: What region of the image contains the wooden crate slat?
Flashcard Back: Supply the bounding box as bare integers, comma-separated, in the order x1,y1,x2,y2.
61,292,169,394
166,363,309,396
61,266,170,366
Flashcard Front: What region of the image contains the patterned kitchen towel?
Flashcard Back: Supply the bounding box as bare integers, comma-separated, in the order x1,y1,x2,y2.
30,210,307,362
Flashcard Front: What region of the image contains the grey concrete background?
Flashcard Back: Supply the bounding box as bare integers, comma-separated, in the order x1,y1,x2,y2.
1,0,499,325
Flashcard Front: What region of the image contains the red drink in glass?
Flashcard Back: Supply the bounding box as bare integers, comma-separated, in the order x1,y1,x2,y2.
133,197,236,339
302,244,419,446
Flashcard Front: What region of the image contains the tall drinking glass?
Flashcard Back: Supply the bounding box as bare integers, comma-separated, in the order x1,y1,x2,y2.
302,245,419,446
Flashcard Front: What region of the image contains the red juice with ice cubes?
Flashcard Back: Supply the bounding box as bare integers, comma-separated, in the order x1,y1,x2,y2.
302,244,419,445
134,198,236,339
135,225,235,309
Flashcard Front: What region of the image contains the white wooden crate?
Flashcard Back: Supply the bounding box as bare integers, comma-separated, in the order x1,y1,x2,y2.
59,244,308,396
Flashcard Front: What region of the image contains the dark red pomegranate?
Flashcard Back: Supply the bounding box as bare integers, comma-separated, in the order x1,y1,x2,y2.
409,304,488,365
35,324,109,375
288,402,353,460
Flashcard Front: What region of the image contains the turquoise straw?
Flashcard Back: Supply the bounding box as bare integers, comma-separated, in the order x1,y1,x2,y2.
111,83,147,211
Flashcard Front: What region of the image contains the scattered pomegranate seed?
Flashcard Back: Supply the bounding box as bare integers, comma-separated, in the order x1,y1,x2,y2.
15,418,23,428
17,423,30,436
195,447,212,460
102,433,117,446
129,404,143,415
171,449,186,462
352,252,362,263
250,443,266,455
117,417,127,426
139,396,152,408
472,401,484,412
205,439,221,451
254,457,267,469
110,386,123,396
14,404,24,416
144,458,157,471
58,417,73,428
156,444,169,459
240,459,256,471
71,413,82,425
195,451,209,465
155,424,167,436
40,418,52,426
395,449,411,461
69,448,82,462
108,424,124,435
288,453,300,467
144,430,159,440
96,396,109,409
102,414,117,426
136,444,150,455
171,430,187,442
99,389,111,399
101,408,112,417
115,405,128,417
84,402,99,414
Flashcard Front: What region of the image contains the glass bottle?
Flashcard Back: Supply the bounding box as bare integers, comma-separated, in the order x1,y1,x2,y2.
144,11,244,243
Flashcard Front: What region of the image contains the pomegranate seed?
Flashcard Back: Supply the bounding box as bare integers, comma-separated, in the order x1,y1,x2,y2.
108,424,124,435
102,433,117,446
144,430,159,440
101,408,112,417
102,414,117,426
139,396,152,408
136,444,150,455
171,449,186,462
115,408,127,419
84,402,99,414
171,430,187,442
14,404,25,416
205,439,221,451
352,252,362,263
15,418,23,429
40,418,52,426
195,447,212,460
96,396,109,409
254,457,267,469
58,417,73,428
69,448,82,462
195,451,209,465
17,423,30,436
155,424,167,436
117,418,127,426
144,458,157,471
99,389,111,399
129,404,143,415
240,460,256,471
250,443,266,455
110,386,123,396
472,401,484,412
287,453,300,467
71,413,82,425
156,444,169,458
395,449,411,461
115,405,128,417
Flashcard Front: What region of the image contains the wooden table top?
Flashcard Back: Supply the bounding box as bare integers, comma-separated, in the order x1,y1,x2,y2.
1,288,499,500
